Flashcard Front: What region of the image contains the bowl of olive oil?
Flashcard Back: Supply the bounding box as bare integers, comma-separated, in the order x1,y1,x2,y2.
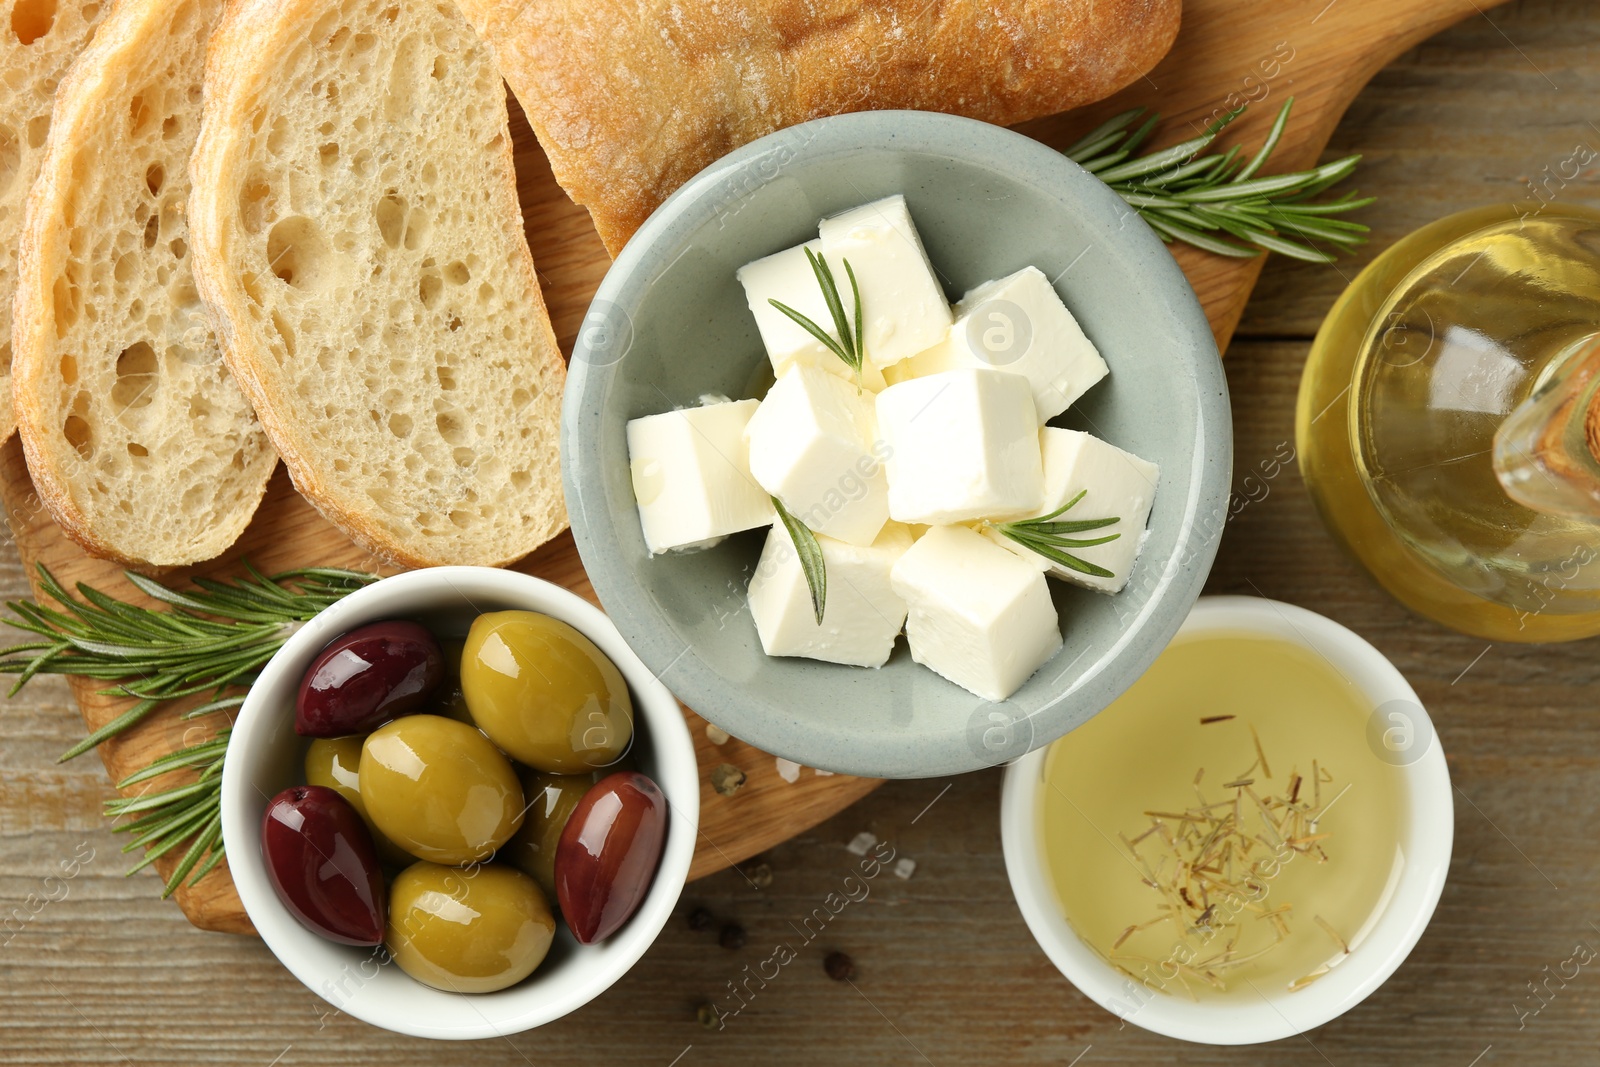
1000,596,1452,1044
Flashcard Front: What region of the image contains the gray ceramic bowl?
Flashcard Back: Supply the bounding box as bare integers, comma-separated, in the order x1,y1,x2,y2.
562,110,1231,779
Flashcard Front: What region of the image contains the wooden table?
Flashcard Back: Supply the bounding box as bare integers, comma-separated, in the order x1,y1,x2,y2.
3,1,1596,1061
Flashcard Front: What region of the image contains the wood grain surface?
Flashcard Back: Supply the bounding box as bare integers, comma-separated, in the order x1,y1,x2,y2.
8,0,1599,1062
0,0,1501,935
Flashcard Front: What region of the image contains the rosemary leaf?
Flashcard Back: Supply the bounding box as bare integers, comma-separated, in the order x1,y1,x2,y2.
1018,515,1121,535
182,694,246,720
1144,214,1264,258
1277,195,1378,217
846,260,863,368
163,812,224,895
772,497,827,624
769,298,854,368
811,251,853,359
1095,132,1221,184
58,699,163,763
1235,98,1292,182
1079,150,1132,176
188,839,227,885
1063,108,1144,161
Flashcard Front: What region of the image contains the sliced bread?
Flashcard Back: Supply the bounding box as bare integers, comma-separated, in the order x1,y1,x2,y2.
0,0,108,443
11,0,276,567
190,0,568,569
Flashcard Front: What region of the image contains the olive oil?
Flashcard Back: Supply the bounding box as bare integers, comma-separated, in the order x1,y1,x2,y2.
1039,633,1406,997
1297,204,1600,642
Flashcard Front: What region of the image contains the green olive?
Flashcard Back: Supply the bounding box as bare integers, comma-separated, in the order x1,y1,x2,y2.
502,769,591,899
386,862,555,993
461,610,634,773
303,736,413,868
304,735,365,803
359,715,524,864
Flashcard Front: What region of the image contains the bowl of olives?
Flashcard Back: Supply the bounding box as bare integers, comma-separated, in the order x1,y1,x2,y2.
220,567,699,1039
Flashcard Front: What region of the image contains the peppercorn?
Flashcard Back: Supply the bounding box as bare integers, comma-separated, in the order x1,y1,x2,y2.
696,1002,721,1030
824,951,857,981
719,922,747,950
687,906,714,932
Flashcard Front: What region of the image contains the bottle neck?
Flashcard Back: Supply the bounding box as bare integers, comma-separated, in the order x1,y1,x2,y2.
1493,334,1600,521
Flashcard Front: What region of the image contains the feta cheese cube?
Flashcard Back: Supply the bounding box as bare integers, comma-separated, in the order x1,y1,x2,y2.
747,521,914,667
889,525,1063,702
627,399,774,554
895,267,1108,422
745,364,890,546
986,428,1160,593
874,368,1044,525
736,240,888,392
818,195,953,369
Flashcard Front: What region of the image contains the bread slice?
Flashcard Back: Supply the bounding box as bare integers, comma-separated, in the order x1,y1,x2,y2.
0,0,108,443
10,0,276,568
457,0,1182,254
190,0,568,568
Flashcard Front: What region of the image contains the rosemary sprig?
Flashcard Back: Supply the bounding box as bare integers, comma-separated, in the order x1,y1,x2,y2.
0,564,377,894
106,730,229,896
993,490,1121,579
1067,98,1373,264
768,249,867,386
0,564,377,762
771,496,827,624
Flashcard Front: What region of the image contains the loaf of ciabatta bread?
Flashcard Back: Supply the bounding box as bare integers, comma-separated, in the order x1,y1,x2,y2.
457,0,1183,254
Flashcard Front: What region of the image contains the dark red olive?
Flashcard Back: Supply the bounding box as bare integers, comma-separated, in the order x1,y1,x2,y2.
295,620,444,737
261,785,386,945
554,771,668,944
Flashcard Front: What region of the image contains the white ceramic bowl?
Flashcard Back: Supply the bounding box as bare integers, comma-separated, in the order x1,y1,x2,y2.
1000,596,1452,1044
220,567,700,1040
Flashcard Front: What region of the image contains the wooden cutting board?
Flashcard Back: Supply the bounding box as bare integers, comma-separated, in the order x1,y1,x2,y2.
0,0,1496,934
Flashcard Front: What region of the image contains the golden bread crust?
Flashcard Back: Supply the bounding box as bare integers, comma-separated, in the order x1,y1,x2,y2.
459,0,1182,253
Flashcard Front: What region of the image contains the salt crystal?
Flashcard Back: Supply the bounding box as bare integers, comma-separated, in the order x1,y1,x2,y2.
775,757,801,783
705,723,731,745
893,858,917,880
846,832,877,856
814,768,835,777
